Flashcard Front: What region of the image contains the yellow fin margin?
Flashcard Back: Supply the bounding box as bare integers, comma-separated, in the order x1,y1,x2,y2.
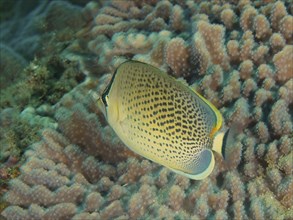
191,88,223,137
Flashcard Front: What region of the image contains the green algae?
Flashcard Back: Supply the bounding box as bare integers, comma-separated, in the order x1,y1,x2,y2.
0,56,85,110
0,111,42,162
0,25,85,165
0,163,20,214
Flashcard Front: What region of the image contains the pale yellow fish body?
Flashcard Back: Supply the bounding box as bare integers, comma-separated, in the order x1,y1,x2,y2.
99,60,225,180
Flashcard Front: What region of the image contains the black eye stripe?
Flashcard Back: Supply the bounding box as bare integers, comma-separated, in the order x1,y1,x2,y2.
102,60,136,107
101,93,108,107
101,64,121,107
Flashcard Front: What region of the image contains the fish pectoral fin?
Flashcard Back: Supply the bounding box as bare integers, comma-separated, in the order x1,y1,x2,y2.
119,117,129,129
118,116,138,146
119,121,127,132
118,114,130,133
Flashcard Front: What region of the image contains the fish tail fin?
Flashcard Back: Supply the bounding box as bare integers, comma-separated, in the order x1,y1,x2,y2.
212,124,240,159
212,131,226,157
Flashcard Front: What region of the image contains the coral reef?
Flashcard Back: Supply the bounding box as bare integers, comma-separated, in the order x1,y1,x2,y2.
0,44,27,90
0,57,85,110
0,0,87,61
0,0,88,173
1,0,293,219
0,0,89,110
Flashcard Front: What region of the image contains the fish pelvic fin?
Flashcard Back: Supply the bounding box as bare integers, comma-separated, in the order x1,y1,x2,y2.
89,90,107,117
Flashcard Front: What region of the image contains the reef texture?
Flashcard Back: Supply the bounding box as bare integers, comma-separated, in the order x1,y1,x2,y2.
0,0,97,160
1,0,293,220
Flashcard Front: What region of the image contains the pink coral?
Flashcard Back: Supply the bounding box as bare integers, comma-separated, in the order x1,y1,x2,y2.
165,37,194,78
2,1,293,219
273,45,293,82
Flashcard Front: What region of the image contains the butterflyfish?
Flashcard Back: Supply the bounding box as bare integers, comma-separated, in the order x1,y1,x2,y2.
96,60,232,180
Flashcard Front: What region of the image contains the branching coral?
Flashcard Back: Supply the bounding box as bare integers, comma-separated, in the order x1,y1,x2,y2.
1,84,155,219
1,0,293,219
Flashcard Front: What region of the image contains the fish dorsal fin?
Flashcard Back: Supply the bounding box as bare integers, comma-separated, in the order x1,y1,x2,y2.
191,87,223,135
179,77,223,136
119,113,129,133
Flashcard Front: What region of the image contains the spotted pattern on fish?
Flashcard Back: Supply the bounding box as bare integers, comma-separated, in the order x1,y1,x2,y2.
99,60,224,179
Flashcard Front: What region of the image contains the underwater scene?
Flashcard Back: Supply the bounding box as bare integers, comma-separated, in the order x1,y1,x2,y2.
0,0,292,219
